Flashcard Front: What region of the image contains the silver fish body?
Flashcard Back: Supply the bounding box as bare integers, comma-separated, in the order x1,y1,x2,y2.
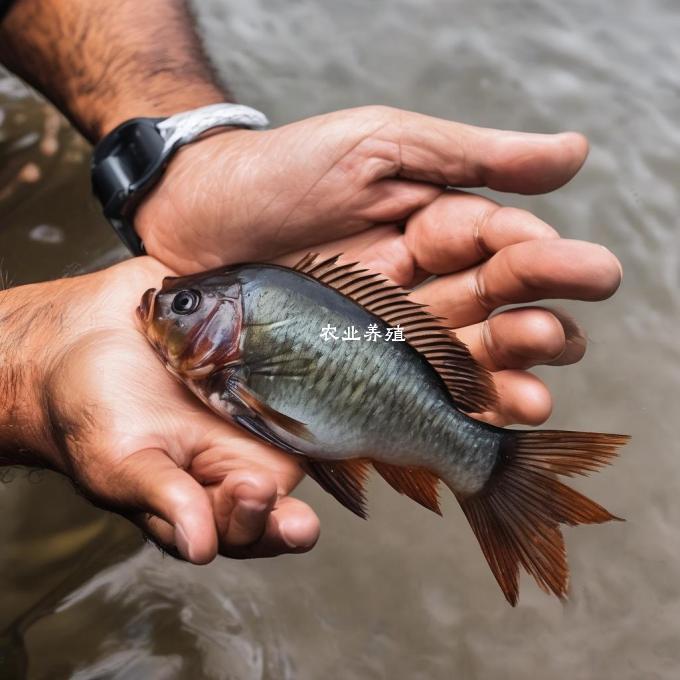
208,265,499,496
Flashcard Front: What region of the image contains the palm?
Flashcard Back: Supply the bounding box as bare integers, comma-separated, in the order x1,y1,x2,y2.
47,259,311,562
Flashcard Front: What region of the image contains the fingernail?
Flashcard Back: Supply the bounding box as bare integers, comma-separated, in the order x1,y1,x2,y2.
175,524,193,562
233,500,269,536
279,520,316,550
279,523,299,549
235,498,268,517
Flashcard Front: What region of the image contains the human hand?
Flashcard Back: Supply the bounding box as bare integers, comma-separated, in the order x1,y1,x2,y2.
0,258,320,563
136,105,622,426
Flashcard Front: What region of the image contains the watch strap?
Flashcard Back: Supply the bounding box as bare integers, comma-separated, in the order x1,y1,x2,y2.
156,103,268,153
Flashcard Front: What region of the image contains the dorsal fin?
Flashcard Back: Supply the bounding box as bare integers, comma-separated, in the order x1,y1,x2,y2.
293,253,497,413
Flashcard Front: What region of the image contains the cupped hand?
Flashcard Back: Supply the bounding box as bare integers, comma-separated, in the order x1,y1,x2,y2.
136,105,622,427
38,258,320,563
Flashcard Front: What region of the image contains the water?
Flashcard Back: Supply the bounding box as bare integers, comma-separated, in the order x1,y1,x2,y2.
1,0,679,677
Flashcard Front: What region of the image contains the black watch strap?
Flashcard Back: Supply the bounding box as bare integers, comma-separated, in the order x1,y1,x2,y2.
91,103,269,256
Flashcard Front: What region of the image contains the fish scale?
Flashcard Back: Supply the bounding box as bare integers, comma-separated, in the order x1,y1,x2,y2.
240,270,508,499
243,272,480,473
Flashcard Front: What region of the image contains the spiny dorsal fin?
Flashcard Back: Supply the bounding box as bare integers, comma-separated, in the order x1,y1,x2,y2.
300,458,371,519
293,252,497,413
372,461,441,515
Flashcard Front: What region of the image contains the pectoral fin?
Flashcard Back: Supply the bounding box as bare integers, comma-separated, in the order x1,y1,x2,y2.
247,355,315,379
233,416,304,457
228,378,314,441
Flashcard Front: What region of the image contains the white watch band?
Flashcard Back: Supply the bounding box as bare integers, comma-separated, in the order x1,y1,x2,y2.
156,103,270,154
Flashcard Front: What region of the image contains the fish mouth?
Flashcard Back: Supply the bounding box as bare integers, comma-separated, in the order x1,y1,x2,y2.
137,288,156,327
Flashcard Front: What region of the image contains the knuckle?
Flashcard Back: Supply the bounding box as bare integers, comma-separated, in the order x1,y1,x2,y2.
480,319,503,366
472,202,504,257
472,265,495,313
491,205,559,239
355,104,396,121
520,309,566,355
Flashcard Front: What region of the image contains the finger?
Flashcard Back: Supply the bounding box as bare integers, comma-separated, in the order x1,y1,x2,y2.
275,224,418,286
544,306,588,366
210,469,278,547
216,496,321,559
208,470,320,556
189,435,305,493
272,496,321,554
455,307,568,370
135,513,180,557
477,370,553,427
100,448,217,564
135,468,320,560
414,239,623,328
357,178,442,225
374,107,589,192
404,190,559,274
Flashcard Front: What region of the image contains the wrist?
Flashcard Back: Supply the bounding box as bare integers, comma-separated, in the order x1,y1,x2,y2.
132,126,252,259
0,259,174,471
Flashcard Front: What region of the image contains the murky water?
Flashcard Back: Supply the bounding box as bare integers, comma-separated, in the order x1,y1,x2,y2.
1,0,679,678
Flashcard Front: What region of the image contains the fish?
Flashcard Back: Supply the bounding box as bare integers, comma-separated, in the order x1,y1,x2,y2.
137,253,629,605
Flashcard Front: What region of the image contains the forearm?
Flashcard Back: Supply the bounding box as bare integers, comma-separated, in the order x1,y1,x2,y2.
0,0,228,142
0,282,64,468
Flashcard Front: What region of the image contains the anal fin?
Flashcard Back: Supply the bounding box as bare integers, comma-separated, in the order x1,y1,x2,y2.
301,458,370,519
373,461,441,515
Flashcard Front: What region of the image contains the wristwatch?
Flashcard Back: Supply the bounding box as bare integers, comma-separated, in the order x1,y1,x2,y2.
91,103,269,255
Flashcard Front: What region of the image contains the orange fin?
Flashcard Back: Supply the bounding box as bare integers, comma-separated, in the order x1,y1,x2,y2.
457,430,629,606
372,461,441,515
232,381,314,441
293,253,496,413
301,458,370,519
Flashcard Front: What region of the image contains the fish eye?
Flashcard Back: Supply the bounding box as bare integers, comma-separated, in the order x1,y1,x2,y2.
171,289,201,315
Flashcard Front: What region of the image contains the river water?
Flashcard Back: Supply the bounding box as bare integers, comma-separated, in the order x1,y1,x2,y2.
0,1,678,678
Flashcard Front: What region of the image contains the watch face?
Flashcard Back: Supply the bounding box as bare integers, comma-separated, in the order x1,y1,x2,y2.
91,118,166,255
92,118,165,197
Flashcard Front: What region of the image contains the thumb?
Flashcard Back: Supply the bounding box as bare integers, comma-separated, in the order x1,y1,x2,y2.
94,448,218,563
365,107,589,193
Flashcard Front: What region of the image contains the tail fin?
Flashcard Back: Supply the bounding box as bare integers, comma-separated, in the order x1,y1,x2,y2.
457,430,629,606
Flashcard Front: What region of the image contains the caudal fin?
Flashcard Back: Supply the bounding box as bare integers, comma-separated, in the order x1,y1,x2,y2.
457,430,630,606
